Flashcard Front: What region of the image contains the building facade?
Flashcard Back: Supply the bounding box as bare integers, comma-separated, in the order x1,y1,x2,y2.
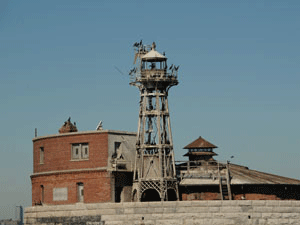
31,120,136,206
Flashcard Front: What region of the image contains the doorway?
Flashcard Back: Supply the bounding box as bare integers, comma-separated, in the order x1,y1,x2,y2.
77,183,84,202
141,189,161,202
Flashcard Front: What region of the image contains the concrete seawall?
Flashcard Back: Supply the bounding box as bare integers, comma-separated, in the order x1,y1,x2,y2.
24,200,300,224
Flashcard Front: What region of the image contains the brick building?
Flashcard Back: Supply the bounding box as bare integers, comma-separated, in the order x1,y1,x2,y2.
31,119,300,205
31,119,136,206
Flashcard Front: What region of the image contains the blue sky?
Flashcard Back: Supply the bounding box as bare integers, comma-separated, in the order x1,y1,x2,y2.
1,0,300,219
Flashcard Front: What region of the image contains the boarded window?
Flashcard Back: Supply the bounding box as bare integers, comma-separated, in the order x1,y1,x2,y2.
82,144,89,159
40,147,44,164
41,185,44,202
71,143,89,160
53,187,68,201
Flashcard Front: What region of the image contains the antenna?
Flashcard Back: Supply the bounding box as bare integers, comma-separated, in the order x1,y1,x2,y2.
114,66,124,75
96,121,103,130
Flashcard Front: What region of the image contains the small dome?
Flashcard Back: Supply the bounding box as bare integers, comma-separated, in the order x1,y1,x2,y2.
59,117,78,133
142,50,166,62
141,43,167,62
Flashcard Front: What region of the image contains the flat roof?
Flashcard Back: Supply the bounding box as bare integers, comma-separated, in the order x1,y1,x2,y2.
33,130,136,141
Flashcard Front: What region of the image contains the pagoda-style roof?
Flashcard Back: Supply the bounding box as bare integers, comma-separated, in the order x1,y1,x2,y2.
183,152,218,157
184,136,217,149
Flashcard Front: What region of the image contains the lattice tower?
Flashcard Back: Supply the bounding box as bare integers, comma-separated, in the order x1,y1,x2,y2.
129,42,179,201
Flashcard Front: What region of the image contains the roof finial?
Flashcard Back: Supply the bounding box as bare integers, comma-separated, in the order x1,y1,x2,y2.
152,42,156,50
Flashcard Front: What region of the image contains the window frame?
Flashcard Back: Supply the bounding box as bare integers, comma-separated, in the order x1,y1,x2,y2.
71,143,89,161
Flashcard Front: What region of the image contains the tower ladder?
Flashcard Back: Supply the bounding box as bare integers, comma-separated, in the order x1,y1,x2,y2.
218,161,232,200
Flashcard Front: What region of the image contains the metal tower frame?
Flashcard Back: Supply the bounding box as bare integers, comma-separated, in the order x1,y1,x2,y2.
130,42,179,201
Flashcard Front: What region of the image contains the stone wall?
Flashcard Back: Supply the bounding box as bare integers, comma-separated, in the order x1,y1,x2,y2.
0,219,20,225
25,200,300,225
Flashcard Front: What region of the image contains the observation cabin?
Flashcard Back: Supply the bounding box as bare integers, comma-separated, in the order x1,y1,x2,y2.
138,42,178,88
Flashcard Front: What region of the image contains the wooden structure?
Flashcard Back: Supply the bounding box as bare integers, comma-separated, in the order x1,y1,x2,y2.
183,136,218,161
130,42,179,201
179,137,232,200
218,161,232,200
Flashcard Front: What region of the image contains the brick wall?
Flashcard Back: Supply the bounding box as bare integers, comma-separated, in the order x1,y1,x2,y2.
33,132,109,173
32,131,112,206
233,193,279,200
180,185,221,201
182,192,221,201
31,170,111,205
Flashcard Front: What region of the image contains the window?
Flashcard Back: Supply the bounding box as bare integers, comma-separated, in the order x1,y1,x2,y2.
77,183,84,202
115,142,121,153
71,143,89,160
113,142,124,159
41,185,44,203
40,147,44,164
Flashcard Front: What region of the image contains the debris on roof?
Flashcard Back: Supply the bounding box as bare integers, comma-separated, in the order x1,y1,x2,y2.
58,117,78,133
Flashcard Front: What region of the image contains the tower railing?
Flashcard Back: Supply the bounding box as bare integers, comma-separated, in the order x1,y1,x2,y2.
175,160,229,180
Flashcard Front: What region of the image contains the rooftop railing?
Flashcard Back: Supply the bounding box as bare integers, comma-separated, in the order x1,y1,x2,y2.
175,160,230,180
